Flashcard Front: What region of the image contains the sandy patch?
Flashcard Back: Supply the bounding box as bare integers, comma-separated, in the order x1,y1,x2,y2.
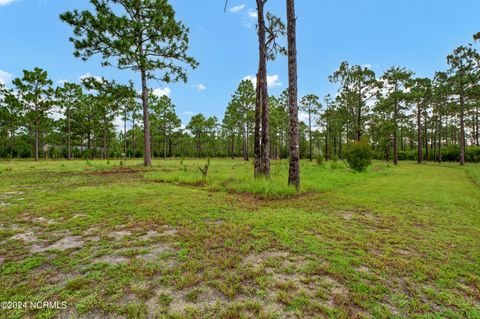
34,236,84,252
11,231,37,242
94,255,130,265
107,230,132,240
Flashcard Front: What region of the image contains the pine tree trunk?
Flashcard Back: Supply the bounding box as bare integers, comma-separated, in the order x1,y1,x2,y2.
254,73,262,177
35,120,39,161
67,107,72,160
10,127,14,159
424,112,428,161
356,88,362,142
141,68,152,166
308,110,312,161
257,0,270,177
103,113,107,159
231,134,235,159
243,124,248,161
459,92,465,165
438,114,442,163
476,105,479,146
124,110,127,164
417,103,422,163
246,122,249,161
287,0,300,190
164,133,167,159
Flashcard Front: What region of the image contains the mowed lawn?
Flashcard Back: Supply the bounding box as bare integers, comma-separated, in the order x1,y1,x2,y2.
0,159,479,319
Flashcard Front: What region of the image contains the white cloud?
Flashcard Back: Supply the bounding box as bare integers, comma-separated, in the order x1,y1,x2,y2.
79,72,103,82
247,9,258,18
57,80,69,85
152,87,171,97
0,70,13,84
183,111,194,116
193,83,206,91
362,64,372,69
229,4,245,13
243,74,282,88
0,0,17,6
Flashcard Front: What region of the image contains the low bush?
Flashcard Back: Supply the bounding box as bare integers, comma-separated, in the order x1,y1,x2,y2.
345,141,372,172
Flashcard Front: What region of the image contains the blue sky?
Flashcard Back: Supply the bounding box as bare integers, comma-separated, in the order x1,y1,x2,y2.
1,0,479,125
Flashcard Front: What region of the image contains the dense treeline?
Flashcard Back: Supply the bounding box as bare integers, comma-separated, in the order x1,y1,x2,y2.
1,55,479,163
0,1,479,166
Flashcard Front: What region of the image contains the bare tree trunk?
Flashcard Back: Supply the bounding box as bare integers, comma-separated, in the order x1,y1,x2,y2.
35,120,39,161
67,107,72,160
356,88,362,142
257,0,270,177
287,0,300,190
231,134,235,159
393,97,399,165
424,112,428,161
164,132,167,159
103,113,107,160
141,68,152,166
246,123,249,161
438,114,442,163
243,124,248,161
132,114,136,158
124,109,127,165
308,110,312,161
475,105,479,146
459,92,465,165
10,127,14,159
417,103,422,163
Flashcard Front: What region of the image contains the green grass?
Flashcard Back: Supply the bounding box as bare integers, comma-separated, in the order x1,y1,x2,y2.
0,158,479,319
145,158,389,198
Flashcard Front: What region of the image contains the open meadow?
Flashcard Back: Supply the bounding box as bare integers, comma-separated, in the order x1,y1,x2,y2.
0,159,479,319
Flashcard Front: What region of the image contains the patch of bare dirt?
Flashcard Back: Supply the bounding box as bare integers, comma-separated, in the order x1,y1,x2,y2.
11,231,37,242
94,255,130,265
136,243,176,262
33,236,84,252
107,230,132,240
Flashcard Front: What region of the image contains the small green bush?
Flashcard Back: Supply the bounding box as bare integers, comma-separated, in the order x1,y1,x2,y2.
345,141,372,172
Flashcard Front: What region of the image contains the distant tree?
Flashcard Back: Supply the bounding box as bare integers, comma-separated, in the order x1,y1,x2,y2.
300,94,321,161
230,80,255,160
447,45,480,165
320,94,334,160
329,61,380,142
286,0,300,190
150,94,181,158
61,0,198,166
432,72,450,162
270,95,288,159
222,101,239,159
13,67,54,161
379,66,413,165
0,85,23,158
187,114,207,157
56,82,83,159
474,32,480,41
81,76,126,159
409,78,432,163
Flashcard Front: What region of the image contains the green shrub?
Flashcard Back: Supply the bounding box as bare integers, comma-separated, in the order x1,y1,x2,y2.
345,141,372,172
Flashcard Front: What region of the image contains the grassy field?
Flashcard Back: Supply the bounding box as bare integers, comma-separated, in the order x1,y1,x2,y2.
0,159,479,319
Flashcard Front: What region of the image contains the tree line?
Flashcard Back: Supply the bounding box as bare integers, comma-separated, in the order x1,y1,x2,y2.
1,1,479,191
